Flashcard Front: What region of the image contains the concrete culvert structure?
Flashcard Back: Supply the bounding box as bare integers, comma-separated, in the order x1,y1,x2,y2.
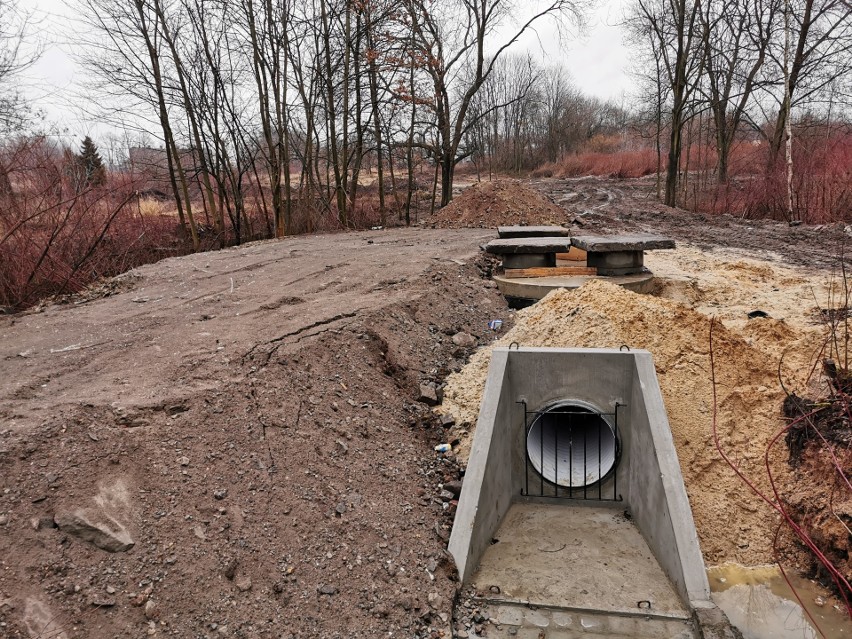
447,347,741,638
526,400,618,488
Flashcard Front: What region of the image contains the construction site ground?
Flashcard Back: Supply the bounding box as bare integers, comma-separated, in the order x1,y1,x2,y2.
1,176,849,638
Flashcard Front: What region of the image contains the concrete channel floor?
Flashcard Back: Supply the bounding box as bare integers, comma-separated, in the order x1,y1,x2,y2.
471,502,690,618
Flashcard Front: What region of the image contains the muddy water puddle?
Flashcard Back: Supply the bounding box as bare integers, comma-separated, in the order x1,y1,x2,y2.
709,564,852,638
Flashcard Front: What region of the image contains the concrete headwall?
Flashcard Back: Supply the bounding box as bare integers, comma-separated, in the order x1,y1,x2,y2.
448,347,710,607
448,350,515,584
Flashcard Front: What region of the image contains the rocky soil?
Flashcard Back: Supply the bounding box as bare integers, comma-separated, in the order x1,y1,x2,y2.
0,228,513,638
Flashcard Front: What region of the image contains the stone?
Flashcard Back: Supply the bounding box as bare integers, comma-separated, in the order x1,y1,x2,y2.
90,597,115,607
318,585,337,596
54,509,134,552
144,599,159,620
550,611,573,628
443,480,463,497
524,609,550,628
570,234,675,252
484,237,573,255
438,490,454,502
497,226,571,239
335,502,347,515
213,489,228,500
105,586,116,595
427,592,443,609
234,575,252,592
0,514,8,526
440,414,456,428
193,525,207,540
418,384,440,406
31,516,56,531
223,558,238,580
451,332,476,348
178,456,190,467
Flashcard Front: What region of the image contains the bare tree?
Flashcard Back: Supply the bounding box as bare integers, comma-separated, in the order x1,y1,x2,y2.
0,0,40,133
633,0,704,206
699,0,779,182
406,0,587,206
766,0,852,162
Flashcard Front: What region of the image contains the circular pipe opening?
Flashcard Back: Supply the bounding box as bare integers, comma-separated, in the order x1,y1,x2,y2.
526,400,618,488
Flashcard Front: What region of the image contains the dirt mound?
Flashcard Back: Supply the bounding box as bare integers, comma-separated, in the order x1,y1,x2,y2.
440,276,825,567
432,180,569,228
0,228,510,639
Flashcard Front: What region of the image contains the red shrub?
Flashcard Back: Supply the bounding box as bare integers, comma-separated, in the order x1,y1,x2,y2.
698,132,852,223
0,138,184,309
555,148,660,179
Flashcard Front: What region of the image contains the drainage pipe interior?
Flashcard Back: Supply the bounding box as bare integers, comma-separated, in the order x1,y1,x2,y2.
526,401,618,488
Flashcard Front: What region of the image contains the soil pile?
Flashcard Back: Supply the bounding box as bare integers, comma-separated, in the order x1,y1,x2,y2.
433,180,569,229
440,275,826,566
0,229,509,639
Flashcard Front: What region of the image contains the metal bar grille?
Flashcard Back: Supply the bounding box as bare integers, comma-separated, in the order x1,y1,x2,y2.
519,400,623,502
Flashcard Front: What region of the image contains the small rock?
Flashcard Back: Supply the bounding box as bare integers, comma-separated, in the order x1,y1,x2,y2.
451,332,477,348
235,575,252,592
440,414,456,428
178,456,190,467
439,490,454,502
335,502,347,516
428,592,443,609
418,384,440,406
336,439,348,454
54,509,134,552
31,516,56,531
193,525,207,540
106,585,116,595
444,480,463,498
815,596,826,607
223,558,238,580
91,597,115,607
0,514,8,526
213,489,228,500
318,585,337,596
144,599,159,620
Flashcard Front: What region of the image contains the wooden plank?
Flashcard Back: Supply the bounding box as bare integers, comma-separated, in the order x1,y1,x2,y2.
504,266,598,278
556,247,587,262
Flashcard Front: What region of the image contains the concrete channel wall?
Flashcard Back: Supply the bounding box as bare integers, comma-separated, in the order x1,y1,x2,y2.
448,347,711,609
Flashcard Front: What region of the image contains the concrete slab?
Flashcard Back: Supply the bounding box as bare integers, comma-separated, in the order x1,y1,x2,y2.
498,226,572,239
471,502,690,618
485,237,574,254
479,602,696,639
571,235,675,252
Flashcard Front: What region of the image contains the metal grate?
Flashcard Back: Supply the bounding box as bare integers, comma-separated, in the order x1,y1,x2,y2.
519,400,623,501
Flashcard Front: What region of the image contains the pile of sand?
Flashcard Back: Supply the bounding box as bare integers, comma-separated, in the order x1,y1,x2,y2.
433,180,569,228
441,251,834,566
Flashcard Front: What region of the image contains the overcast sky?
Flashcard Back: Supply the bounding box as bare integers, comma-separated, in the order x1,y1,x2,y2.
18,0,633,139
